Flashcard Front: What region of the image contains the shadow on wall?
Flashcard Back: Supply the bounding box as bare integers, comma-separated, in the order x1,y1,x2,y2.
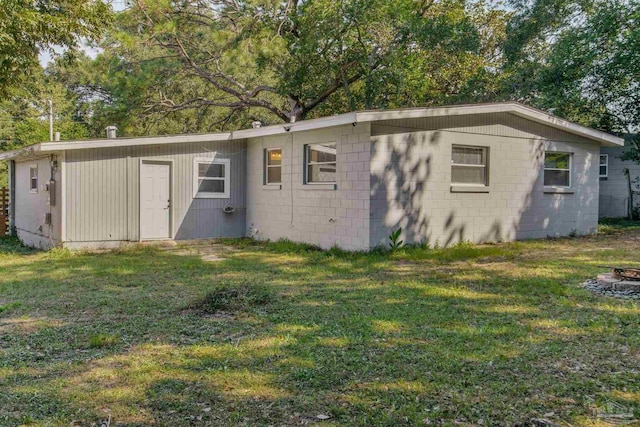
370,131,437,247
370,120,598,248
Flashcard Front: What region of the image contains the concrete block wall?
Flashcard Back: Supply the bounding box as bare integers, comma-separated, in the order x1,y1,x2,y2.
246,123,372,251
370,117,601,248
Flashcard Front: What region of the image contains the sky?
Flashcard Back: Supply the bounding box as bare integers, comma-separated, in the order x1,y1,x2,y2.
38,0,128,67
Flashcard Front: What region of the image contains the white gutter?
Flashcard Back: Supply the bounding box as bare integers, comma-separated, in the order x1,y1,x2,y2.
35,131,233,153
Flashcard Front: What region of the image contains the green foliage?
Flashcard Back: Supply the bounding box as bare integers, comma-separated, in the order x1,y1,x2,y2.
0,72,90,185
48,0,510,135
4,0,638,146
0,301,22,315
0,0,112,94
503,0,639,134
599,218,640,235
388,228,404,251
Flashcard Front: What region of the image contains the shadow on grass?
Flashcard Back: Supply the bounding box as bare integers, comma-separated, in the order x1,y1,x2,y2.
1,232,640,426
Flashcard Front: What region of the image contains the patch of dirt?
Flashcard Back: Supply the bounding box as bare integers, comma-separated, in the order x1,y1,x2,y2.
159,239,236,262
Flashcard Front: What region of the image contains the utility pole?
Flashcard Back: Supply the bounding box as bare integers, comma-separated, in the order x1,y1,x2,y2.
48,99,53,142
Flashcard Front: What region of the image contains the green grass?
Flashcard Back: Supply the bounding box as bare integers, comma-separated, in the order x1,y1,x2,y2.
598,218,640,234
1,228,640,427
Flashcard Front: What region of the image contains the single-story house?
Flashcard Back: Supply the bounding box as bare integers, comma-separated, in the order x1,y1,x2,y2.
599,135,640,218
0,102,623,251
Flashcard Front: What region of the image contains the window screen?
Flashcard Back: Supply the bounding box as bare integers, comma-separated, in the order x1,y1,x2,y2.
451,145,487,185
29,166,38,193
306,143,336,183
265,148,282,184
194,158,230,198
599,154,608,178
544,152,571,187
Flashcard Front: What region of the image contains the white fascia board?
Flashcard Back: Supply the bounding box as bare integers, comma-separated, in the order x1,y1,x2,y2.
355,103,514,122
233,112,357,139
35,132,234,152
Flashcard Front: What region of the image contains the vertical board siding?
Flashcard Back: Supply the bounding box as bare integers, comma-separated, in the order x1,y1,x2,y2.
65,140,246,244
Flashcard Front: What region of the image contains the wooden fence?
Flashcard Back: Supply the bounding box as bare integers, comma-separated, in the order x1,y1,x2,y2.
0,188,8,236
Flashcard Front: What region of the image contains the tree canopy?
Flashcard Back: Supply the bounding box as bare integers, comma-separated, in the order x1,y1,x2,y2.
1,0,638,150
0,0,112,94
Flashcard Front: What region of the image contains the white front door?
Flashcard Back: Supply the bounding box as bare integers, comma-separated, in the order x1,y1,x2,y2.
140,162,171,240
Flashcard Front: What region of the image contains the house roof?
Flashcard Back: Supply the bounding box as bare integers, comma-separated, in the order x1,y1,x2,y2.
0,102,624,160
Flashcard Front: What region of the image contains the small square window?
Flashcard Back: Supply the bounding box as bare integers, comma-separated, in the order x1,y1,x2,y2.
193,158,230,198
265,148,282,184
305,143,336,183
29,166,38,193
544,152,572,187
451,145,488,185
599,154,608,178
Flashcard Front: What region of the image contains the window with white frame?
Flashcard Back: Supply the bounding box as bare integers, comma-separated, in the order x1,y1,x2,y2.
451,145,488,185
193,158,230,198
544,152,571,187
599,154,608,178
305,143,336,183
265,148,282,184
29,165,38,193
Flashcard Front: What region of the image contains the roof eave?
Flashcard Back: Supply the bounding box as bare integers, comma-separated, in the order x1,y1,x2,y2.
0,102,623,156
508,104,624,146
358,102,624,146
36,132,234,153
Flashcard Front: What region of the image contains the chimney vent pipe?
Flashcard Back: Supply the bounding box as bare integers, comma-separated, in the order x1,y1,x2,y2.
105,126,118,139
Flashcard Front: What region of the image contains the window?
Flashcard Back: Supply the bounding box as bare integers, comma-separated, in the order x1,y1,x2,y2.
305,143,336,183
544,152,571,187
451,145,488,185
265,148,282,184
29,165,38,193
599,154,608,178
193,158,230,198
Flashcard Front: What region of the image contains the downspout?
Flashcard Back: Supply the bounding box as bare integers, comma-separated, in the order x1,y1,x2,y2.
8,160,15,236
48,154,56,246
624,168,633,219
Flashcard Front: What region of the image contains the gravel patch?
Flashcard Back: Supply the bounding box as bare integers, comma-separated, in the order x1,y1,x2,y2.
581,279,640,300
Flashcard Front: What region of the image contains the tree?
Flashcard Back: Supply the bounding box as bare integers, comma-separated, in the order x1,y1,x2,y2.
501,0,639,134
0,0,112,94
93,0,505,129
0,64,89,185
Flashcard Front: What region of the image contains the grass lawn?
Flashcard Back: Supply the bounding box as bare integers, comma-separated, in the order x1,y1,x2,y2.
1,226,640,427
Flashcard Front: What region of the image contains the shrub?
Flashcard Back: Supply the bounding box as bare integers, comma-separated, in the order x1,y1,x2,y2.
189,283,274,314
388,228,404,251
